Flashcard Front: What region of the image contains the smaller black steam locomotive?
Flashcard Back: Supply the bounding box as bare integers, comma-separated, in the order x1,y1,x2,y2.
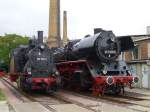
54,28,139,95
10,31,59,93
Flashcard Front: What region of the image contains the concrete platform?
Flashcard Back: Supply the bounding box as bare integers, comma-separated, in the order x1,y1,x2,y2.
0,101,9,112
50,103,138,112
12,102,51,112
134,100,150,107
126,88,150,96
128,105,150,112
49,104,94,112
125,88,150,100
91,103,137,112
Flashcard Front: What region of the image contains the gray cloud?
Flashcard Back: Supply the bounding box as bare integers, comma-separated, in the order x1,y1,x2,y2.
0,0,150,39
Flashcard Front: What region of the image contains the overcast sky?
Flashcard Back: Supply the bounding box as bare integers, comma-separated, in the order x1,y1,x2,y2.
0,0,150,39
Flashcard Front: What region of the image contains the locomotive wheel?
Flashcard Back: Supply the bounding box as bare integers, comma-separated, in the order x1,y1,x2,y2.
93,84,104,96
114,88,121,95
56,76,62,89
80,74,90,90
114,84,124,95
17,77,25,91
78,67,92,91
46,87,53,94
17,77,21,89
60,75,70,89
46,84,57,94
17,76,30,92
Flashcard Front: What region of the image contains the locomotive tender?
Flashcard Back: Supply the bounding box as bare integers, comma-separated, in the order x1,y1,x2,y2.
9,31,59,93
54,28,138,95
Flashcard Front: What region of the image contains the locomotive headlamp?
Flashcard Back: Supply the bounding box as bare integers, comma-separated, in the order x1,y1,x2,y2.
102,69,107,75
55,71,59,76
40,45,45,49
38,52,41,55
102,66,107,74
52,74,55,76
27,68,31,75
28,72,31,75
106,76,114,85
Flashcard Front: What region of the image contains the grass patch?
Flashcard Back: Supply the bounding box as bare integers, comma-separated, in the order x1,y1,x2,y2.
0,89,6,101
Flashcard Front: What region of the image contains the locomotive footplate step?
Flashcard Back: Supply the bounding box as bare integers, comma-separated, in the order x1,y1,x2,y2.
12,102,51,112
49,104,94,112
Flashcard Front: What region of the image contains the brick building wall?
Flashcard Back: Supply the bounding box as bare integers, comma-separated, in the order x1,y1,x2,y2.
125,52,132,61
125,39,150,61
140,42,148,59
125,37,150,89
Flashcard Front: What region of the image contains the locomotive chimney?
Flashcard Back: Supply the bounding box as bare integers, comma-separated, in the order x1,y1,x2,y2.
37,31,43,44
63,11,69,47
94,28,103,34
48,0,61,48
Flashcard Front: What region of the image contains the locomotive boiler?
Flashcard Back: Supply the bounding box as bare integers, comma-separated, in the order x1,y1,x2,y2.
54,29,138,95
10,31,59,93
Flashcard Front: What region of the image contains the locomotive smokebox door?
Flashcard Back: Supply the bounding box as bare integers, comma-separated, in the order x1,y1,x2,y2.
117,36,134,52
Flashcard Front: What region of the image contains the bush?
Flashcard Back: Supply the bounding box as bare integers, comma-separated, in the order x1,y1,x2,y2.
0,34,29,72
0,89,6,101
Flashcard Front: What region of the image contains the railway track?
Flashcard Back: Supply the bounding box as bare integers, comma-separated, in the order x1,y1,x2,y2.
2,77,99,112
2,77,150,112
60,89,150,109
0,78,29,102
1,77,100,112
1,78,70,112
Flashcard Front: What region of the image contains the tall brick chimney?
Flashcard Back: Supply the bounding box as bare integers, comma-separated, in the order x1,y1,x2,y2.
48,0,61,48
63,11,69,46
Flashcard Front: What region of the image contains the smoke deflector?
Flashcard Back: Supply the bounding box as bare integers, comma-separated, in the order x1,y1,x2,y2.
117,36,135,52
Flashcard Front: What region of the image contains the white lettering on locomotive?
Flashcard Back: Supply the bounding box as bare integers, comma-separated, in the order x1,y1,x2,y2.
37,58,47,61
104,50,116,54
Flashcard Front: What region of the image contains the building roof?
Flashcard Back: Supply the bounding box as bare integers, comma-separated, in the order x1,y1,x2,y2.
132,36,150,42
127,59,150,64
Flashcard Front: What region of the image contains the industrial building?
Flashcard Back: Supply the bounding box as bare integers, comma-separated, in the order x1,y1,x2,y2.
125,27,150,89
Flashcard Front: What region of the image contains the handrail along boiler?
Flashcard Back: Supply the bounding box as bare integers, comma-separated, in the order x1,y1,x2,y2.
54,29,138,95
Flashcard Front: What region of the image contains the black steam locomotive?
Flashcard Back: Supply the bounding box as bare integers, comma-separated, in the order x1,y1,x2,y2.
10,31,59,93
54,29,138,95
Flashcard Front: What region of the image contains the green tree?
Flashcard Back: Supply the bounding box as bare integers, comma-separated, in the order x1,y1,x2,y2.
0,34,29,72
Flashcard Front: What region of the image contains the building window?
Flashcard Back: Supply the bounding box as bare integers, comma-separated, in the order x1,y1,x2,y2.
133,45,139,60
